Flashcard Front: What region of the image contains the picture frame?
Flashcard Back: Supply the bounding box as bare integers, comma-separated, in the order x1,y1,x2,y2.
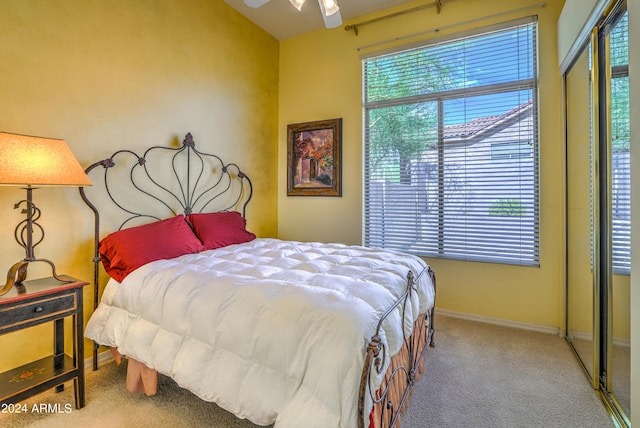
287,118,342,197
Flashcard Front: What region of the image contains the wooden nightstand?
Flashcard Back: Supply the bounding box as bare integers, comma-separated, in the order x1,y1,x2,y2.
0,276,89,409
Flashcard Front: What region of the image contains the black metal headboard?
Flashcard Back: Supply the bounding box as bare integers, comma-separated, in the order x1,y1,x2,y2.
79,132,252,368
80,132,252,227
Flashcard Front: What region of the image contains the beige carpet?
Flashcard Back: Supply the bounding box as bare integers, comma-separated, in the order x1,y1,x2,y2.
2,315,613,428
401,316,613,428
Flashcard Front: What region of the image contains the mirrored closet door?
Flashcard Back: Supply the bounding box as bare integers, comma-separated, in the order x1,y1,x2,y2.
564,0,629,425
565,34,595,383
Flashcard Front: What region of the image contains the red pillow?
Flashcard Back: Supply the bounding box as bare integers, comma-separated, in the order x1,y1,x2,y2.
188,211,256,251
99,215,205,282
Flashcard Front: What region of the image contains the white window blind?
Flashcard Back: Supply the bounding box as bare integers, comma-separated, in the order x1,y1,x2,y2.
610,11,630,274
363,17,539,266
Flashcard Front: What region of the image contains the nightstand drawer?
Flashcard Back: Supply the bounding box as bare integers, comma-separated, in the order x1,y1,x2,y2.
0,293,76,330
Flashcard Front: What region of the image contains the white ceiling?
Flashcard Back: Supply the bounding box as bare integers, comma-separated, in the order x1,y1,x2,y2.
224,0,415,40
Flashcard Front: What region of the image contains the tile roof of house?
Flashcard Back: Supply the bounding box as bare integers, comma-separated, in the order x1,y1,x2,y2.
443,100,532,140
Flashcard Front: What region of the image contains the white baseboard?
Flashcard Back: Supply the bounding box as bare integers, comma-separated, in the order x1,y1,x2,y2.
84,350,115,370
568,329,631,348
435,308,563,336
568,330,593,343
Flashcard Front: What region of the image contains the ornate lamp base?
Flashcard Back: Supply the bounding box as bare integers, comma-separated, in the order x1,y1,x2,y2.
0,258,72,296
1,188,73,296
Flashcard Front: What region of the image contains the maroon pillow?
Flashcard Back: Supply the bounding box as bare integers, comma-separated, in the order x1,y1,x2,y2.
99,215,205,282
188,211,256,251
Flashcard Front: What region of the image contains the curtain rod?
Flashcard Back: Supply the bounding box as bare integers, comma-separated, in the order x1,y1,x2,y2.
345,0,454,36
356,2,545,52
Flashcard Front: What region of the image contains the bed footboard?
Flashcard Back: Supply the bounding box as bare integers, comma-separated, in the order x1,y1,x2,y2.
358,266,436,428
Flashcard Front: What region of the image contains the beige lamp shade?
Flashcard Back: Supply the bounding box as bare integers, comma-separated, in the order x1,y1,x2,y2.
0,132,92,187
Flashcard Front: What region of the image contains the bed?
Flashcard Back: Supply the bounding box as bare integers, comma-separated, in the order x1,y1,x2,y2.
80,133,436,428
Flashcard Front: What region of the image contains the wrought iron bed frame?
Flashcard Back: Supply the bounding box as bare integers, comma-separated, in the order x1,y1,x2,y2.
78,132,435,428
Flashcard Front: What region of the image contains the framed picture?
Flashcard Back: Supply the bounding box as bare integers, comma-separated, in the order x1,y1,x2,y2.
287,118,342,197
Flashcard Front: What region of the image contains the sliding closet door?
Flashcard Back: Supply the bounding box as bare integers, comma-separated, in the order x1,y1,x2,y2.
565,39,595,382
599,7,630,421
564,1,630,425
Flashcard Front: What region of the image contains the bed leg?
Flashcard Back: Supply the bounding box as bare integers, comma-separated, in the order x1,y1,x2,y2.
93,342,99,371
428,267,436,348
429,321,436,348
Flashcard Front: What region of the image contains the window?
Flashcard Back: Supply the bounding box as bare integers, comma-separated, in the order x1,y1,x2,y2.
609,12,630,273
363,17,539,266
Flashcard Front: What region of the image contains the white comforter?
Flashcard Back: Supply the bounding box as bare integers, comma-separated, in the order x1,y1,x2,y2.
85,238,435,428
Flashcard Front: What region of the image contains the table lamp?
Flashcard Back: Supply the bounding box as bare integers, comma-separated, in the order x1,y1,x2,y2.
0,132,92,295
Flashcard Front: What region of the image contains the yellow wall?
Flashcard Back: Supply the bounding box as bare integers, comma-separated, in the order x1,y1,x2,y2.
279,0,567,329
0,0,279,370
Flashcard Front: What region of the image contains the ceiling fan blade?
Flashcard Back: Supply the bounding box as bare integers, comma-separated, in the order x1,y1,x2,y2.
244,0,270,8
317,0,342,28
322,10,342,28
289,0,305,11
